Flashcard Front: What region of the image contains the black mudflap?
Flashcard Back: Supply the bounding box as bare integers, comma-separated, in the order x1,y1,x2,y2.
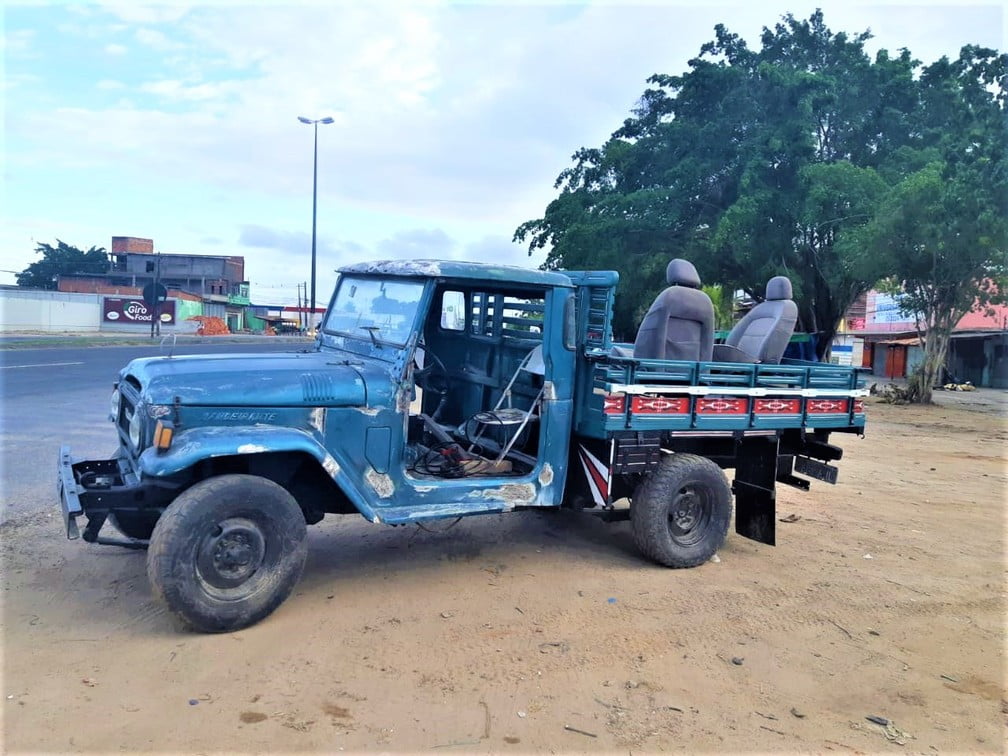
732,436,778,546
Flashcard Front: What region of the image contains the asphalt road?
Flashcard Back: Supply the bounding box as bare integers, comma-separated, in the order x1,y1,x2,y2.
0,342,305,525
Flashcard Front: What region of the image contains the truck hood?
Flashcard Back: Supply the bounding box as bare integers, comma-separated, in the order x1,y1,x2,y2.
124,351,381,407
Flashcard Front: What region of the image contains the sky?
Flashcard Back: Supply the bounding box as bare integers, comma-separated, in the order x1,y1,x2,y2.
2,1,1004,306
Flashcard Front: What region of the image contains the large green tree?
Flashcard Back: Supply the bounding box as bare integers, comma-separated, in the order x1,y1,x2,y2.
856,47,1007,403
516,11,917,351
16,240,109,289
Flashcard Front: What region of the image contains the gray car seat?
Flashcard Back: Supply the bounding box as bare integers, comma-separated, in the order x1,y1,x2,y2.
633,259,715,362
720,275,798,364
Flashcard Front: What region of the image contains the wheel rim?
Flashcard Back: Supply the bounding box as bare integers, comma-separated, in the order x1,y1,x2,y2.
667,485,712,547
195,517,274,600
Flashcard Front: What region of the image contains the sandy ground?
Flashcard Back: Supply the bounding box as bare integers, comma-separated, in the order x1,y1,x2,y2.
2,395,1005,753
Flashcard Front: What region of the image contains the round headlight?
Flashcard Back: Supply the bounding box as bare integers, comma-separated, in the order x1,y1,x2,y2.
129,405,143,449
110,388,121,422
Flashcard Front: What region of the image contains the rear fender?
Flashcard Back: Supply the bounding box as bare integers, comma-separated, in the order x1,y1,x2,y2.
136,425,378,522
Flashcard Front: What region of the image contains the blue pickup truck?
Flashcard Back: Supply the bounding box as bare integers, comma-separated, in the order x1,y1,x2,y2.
58,259,866,632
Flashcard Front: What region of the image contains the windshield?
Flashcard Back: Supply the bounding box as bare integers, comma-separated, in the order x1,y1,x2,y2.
322,276,424,347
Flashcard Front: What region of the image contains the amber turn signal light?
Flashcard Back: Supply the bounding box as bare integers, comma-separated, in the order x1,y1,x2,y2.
154,420,174,451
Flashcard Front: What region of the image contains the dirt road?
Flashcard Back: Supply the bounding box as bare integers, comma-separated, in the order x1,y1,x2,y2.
2,396,1005,752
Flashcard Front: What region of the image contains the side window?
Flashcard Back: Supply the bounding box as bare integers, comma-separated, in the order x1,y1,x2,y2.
501,295,544,341
468,290,546,342
470,291,499,337
440,290,465,331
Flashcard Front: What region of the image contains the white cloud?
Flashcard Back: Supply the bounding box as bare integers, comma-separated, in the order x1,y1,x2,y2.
2,28,36,57
91,3,646,223
3,73,41,93
24,2,1001,230
461,235,537,269
3,1,1003,294
239,224,366,267
139,79,235,102
95,3,192,24
376,229,456,259
135,27,182,51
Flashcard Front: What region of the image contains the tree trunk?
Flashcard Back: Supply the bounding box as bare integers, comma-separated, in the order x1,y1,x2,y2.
909,325,952,404
810,294,840,362
815,320,838,361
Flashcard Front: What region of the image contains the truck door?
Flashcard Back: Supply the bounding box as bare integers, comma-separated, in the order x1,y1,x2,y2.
384,284,574,521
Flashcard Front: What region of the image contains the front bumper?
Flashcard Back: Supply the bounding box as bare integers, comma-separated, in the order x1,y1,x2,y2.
58,447,86,539
57,445,169,543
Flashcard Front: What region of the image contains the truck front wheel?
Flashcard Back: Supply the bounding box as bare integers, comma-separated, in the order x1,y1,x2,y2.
631,454,732,568
109,511,158,541
147,474,308,633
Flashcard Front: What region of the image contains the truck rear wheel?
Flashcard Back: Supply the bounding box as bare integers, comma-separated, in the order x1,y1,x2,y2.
147,474,307,633
631,454,732,568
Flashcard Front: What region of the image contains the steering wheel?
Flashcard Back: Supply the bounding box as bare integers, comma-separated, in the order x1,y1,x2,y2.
414,348,450,396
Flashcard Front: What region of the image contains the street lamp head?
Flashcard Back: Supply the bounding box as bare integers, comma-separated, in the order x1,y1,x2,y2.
298,116,335,125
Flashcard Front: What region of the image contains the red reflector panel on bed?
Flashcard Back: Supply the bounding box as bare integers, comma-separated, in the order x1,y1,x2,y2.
806,398,850,414
603,395,626,414
630,396,690,414
753,398,801,414
696,397,749,415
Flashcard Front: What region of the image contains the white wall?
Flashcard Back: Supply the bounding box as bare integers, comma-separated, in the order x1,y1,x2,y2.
829,334,864,367
0,288,101,332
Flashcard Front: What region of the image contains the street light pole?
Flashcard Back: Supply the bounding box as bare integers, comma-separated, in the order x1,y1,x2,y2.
150,251,161,339
298,115,334,332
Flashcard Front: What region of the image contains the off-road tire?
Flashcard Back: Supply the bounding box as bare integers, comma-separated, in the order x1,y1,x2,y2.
109,511,158,541
631,453,732,568
147,474,307,633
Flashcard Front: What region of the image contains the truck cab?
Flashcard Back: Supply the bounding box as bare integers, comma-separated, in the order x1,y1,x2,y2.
323,260,577,521
58,259,866,633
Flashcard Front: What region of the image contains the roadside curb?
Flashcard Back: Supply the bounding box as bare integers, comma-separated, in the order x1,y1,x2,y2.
0,334,315,350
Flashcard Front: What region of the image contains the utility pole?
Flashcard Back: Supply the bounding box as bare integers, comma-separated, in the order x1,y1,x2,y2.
150,251,161,338
297,283,303,331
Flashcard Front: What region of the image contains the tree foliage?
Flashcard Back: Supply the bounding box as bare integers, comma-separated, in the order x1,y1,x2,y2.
16,240,109,290
515,11,1004,369
702,284,734,331
856,47,1008,402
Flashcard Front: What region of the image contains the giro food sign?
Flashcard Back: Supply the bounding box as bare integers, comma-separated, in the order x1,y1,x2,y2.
103,297,176,325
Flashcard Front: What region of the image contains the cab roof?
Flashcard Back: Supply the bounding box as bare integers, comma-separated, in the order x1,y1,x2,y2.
338,259,575,288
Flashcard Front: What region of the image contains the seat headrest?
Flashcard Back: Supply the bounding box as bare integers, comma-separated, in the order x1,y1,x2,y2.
766,276,792,301
666,259,701,289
